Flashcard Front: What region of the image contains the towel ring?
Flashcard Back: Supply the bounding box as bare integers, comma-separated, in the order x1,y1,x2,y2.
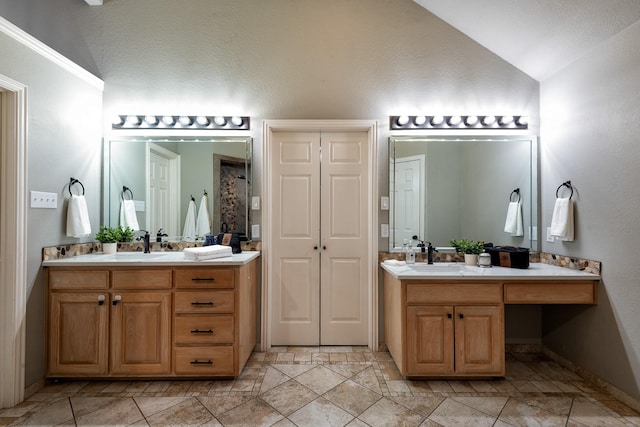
121,186,134,201
190,195,196,202
68,177,85,196
556,180,574,199
509,188,520,203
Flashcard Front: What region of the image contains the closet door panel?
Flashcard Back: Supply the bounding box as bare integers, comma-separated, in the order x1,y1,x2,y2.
271,132,321,345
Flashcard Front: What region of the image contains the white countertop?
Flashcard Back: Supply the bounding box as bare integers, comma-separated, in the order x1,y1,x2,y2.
380,260,600,281
43,251,260,267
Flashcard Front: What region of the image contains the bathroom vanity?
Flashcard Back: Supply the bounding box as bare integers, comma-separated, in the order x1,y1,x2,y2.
381,262,599,378
43,251,259,379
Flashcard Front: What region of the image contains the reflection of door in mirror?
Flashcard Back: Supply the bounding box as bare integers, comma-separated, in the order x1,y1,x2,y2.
391,155,425,250
147,143,180,237
212,154,247,238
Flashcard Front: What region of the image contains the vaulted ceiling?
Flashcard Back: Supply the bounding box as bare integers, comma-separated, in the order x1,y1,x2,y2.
413,0,640,81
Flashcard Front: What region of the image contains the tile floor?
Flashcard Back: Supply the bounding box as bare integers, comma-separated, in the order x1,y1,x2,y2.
1,347,639,426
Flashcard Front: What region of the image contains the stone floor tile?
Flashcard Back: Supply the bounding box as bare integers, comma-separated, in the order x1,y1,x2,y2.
429,398,496,427
289,397,354,427
359,397,424,427
216,397,284,426
323,380,382,416
74,397,144,426
145,397,217,427
133,396,191,418
295,365,347,395
498,397,568,426
390,396,445,417
260,380,318,416
568,397,628,426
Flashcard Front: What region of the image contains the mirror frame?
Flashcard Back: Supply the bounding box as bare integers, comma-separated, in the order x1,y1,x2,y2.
103,135,253,241
388,134,539,252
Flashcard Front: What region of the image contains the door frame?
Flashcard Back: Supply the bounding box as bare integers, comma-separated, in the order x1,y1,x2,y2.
0,74,28,408
261,119,378,351
146,142,180,237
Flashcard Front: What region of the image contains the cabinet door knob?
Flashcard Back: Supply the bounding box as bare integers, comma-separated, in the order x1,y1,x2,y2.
314,246,318,250
459,313,464,319
112,295,122,305
98,295,105,306
447,313,452,319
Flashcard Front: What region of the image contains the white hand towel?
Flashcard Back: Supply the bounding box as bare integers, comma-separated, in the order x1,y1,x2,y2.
183,244,232,260
504,201,524,236
66,195,91,238
119,200,140,231
550,197,574,241
195,194,211,237
182,199,197,241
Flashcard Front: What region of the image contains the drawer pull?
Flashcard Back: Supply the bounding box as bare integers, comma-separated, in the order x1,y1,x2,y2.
191,301,215,306
192,277,215,282
190,359,213,365
190,329,214,334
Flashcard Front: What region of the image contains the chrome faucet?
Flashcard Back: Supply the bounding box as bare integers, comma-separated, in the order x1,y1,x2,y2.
137,230,151,253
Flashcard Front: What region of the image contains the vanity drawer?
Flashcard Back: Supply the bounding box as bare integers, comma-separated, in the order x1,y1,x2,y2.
504,281,598,304
175,291,235,314
174,346,234,376
175,315,234,344
49,269,109,290
407,282,503,304
111,269,172,289
175,269,235,289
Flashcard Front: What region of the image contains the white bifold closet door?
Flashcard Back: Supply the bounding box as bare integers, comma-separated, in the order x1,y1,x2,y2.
271,130,369,345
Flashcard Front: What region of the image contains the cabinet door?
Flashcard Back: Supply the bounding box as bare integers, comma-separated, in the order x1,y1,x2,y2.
48,293,108,376
406,305,454,375
110,292,171,375
454,305,504,375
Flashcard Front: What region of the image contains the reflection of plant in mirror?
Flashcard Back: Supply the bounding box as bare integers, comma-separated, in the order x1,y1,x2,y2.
450,238,484,255
95,226,135,243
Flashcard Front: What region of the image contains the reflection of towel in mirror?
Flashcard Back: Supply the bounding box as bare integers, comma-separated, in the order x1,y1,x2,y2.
550,197,574,241
119,200,140,231
182,199,197,241
195,194,211,237
503,201,524,236
66,195,92,237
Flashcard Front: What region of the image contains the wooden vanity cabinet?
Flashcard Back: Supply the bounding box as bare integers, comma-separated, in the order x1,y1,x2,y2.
385,273,505,378
46,258,257,379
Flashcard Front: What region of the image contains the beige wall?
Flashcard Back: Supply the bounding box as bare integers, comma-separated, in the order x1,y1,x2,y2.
540,20,640,400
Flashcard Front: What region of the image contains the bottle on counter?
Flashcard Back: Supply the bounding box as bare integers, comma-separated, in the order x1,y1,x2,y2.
406,242,416,264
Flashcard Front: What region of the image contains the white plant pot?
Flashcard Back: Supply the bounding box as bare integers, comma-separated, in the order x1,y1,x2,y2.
102,242,117,254
464,254,478,266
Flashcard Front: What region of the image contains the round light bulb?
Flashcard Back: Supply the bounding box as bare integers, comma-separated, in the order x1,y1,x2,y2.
196,116,210,126
464,115,479,126
516,116,529,126
481,115,496,126
414,116,427,126
499,115,514,125
161,116,175,126
178,116,193,126
144,115,158,126
214,116,227,126
396,115,410,126
430,115,445,126
112,115,124,126
447,115,462,126
125,115,141,126
231,116,243,126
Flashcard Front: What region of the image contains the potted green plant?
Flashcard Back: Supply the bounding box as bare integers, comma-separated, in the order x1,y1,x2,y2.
450,238,485,265
95,226,135,254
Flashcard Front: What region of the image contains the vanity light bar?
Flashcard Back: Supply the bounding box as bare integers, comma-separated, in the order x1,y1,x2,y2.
390,115,528,130
112,115,250,130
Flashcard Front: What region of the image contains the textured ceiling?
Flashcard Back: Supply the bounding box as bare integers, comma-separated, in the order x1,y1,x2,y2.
413,0,640,81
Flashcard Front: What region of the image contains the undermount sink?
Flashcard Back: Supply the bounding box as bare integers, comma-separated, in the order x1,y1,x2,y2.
403,263,464,273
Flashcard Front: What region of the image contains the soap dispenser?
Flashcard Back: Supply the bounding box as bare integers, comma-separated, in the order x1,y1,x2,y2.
406,242,416,264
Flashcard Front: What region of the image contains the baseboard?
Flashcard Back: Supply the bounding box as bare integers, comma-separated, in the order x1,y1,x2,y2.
542,346,640,413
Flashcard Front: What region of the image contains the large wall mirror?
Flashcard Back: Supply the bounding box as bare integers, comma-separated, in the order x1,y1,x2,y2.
104,136,252,241
389,135,538,252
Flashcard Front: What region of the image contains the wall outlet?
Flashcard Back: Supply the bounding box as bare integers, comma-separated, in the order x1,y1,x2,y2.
251,224,260,239
546,227,554,243
380,223,389,238
30,191,57,209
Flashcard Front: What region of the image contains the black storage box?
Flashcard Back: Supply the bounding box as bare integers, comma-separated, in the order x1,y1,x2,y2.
486,246,530,269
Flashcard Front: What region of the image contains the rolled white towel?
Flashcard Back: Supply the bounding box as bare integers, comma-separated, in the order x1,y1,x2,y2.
119,200,140,231
183,245,232,260
504,201,524,236
550,197,574,241
66,195,91,238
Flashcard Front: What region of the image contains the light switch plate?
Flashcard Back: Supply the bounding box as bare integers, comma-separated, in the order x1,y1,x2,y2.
251,196,261,210
380,196,389,210
251,224,260,239
381,223,389,238
31,191,57,209
546,227,554,243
